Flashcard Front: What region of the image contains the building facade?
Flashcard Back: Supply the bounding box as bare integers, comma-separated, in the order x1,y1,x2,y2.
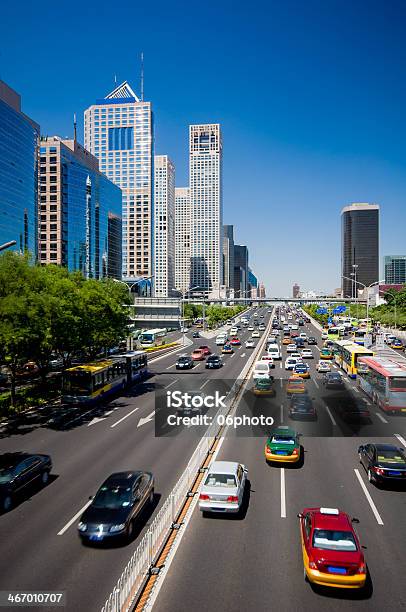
222,224,235,290
84,81,153,280
248,267,258,298
384,255,406,285
0,80,39,255
174,187,191,294
38,136,122,278
292,283,300,298
341,203,379,298
154,155,175,297
189,124,223,292
258,282,266,299
233,244,249,297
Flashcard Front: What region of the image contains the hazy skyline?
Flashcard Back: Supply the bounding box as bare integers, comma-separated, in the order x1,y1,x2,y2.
2,0,406,294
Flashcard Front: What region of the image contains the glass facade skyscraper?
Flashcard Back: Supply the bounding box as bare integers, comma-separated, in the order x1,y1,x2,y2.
0,80,39,255
174,187,191,294
222,225,235,290
341,203,379,298
384,255,406,285
84,81,153,281
154,155,175,297
38,137,122,279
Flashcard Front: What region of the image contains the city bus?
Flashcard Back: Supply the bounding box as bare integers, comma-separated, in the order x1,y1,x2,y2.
327,327,341,341
335,342,374,378
62,351,148,405
357,356,406,413
138,328,167,348
352,329,369,346
331,339,354,368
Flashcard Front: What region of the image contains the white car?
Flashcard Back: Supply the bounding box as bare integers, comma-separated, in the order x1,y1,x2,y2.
299,333,307,340
301,349,314,359
258,325,266,331
245,339,255,349
290,352,302,360
273,329,280,337
199,461,247,515
247,325,254,331
317,360,331,373
252,330,260,338
286,343,297,353
267,335,277,344
252,360,272,380
321,331,328,340
291,324,299,331
285,357,302,370
261,354,274,368
230,326,238,335
267,344,281,360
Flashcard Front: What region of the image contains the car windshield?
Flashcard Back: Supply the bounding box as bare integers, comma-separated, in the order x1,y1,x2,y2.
256,364,269,371
271,435,295,444
377,450,406,464
205,473,236,487
92,485,132,509
0,468,14,483
289,379,303,386
312,529,357,552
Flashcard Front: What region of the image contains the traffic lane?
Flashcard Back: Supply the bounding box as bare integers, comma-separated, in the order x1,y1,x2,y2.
152,434,287,612
285,436,406,610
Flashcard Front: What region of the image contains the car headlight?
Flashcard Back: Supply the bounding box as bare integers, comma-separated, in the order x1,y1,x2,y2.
109,523,126,533
78,522,87,532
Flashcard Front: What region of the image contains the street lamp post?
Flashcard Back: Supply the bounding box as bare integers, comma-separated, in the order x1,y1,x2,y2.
0,240,17,253
113,276,154,350
342,276,384,330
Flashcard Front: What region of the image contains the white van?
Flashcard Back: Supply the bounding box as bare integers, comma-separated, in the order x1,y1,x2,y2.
267,344,281,360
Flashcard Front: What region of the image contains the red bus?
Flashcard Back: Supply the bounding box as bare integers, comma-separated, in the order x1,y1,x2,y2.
357,356,406,414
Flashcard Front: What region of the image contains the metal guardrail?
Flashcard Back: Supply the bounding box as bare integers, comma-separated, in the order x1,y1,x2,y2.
101,311,274,612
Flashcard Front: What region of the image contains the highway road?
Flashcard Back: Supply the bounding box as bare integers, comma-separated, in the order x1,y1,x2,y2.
0,306,271,611
151,312,406,612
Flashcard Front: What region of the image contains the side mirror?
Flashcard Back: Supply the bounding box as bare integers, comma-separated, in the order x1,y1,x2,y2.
351,517,360,524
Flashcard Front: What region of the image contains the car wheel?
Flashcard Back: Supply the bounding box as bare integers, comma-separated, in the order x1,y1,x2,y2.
303,567,308,582
41,471,49,486
2,494,13,512
202,511,209,518
149,488,154,505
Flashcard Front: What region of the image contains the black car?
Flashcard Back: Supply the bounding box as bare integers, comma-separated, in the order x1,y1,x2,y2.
78,471,154,542
358,444,406,486
192,331,200,338
176,355,194,370
293,337,305,348
205,355,223,369
289,395,317,420
0,452,52,512
298,319,304,326
323,372,344,389
307,337,317,345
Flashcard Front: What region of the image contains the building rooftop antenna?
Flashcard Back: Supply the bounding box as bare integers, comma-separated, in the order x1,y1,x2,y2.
140,52,144,101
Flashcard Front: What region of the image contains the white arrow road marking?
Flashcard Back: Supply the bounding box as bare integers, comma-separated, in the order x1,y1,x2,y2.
110,407,139,428
395,433,406,448
137,410,155,428
240,353,246,358
87,409,117,427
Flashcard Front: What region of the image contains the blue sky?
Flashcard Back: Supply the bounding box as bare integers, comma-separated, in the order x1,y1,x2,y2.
2,0,405,295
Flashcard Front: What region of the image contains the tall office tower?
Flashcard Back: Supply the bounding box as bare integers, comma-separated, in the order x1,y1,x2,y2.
222,225,235,290
258,282,266,299
233,244,249,296
292,283,300,298
341,203,379,298
189,124,223,292
248,267,258,298
174,187,191,293
84,81,153,280
0,80,39,254
38,136,122,278
384,255,406,285
154,155,175,297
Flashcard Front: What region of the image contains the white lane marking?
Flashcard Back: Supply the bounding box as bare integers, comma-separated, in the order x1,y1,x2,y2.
315,345,320,352
280,468,286,518
230,353,235,358
354,469,384,526
325,404,337,426
352,387,360,394
200,379,210,390
333,364,338,369
165,363,176,370
279,378,283,389
164,379,177,390
240,353,246,358
279,362,282,369
238,345,242,350
137,410,155,428
375,412,388,424
110,407,139,428
394,433,406,448
280,404,284,423
312,378,319,389
57,500,93,535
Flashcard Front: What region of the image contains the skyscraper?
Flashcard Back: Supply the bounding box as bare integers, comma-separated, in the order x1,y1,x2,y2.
233,244,248,296
293,283,300,298
222,224,235,290
258,282,266,299
0,80,39,255
341,203,379,298
154,155,175,297
384,255,406,285
84,81,153,280
174,187,191,294
189,124,223,293
38,136,122,278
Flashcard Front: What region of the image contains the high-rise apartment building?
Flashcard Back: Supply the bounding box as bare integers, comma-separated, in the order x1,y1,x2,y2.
38,136,122,278
189,124,223,292
174,187,191,294
154,155,175,297
293,283,300,298
233,244,249,296
258,282,266,299
0,80,39,254
222,225,235,290
341,203,379,298
384,255,406,285
84,81,153,280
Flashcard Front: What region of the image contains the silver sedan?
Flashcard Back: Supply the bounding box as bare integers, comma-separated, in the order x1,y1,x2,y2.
199,461,248,515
